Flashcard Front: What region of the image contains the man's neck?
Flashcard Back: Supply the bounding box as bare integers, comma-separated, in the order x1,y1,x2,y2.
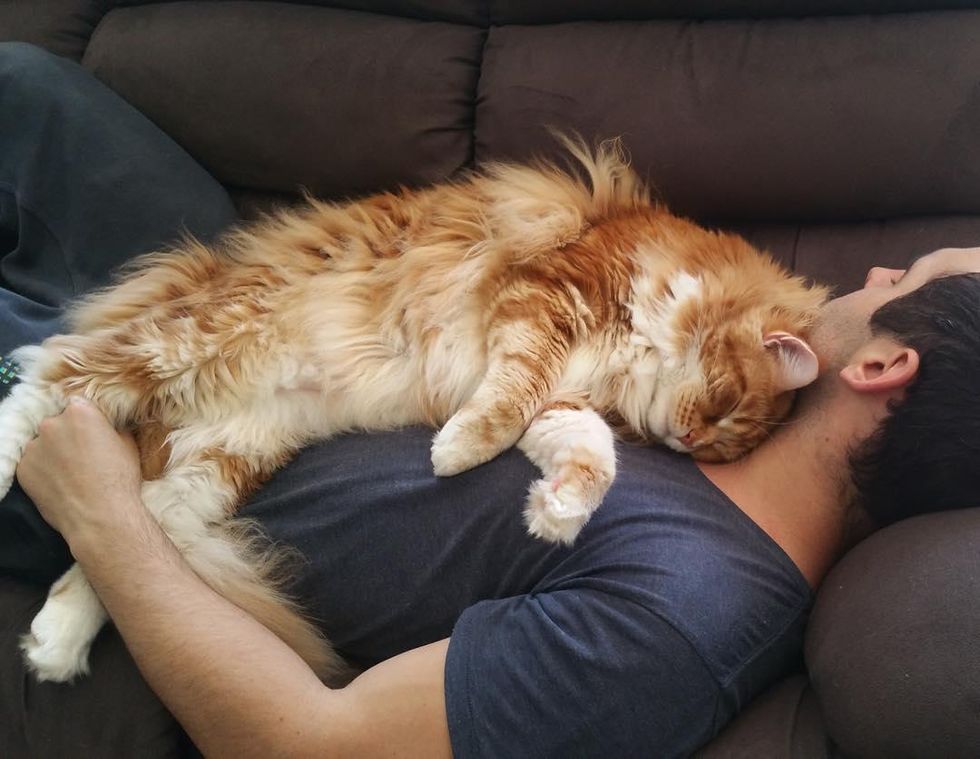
696,412,852,588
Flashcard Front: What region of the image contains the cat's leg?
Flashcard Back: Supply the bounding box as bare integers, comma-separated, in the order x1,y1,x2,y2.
20,563,107,682
431,357,550,476
21,455,243,682
518,396,617,545
431,294,590,476
0,346,64,499
21,446,348,684
7,345,123,681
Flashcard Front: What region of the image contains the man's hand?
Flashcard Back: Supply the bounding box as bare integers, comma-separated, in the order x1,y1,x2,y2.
15,396,143,544
14,397,453,759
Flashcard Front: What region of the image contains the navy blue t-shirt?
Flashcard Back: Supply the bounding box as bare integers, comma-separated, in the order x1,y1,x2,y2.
244,427,812,759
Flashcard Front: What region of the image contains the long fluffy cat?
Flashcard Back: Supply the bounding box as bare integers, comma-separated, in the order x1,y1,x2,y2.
0,139,826,683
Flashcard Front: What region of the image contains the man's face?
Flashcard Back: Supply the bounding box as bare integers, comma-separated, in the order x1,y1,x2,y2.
811,247,980,365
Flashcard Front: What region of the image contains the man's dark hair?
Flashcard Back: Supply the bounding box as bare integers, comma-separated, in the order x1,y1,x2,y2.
848,272,980,527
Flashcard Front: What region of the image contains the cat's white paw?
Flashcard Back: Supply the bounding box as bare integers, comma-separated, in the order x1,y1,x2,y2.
20,565,107,683
431,413,502,477
20,599,94,683
0,406,24,499
430,434,473,476
518,405,616,544
523,477,594,545
0,471,14,502
0,377,63,500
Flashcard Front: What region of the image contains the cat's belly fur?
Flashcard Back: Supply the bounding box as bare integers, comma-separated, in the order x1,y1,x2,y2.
291,275,488,434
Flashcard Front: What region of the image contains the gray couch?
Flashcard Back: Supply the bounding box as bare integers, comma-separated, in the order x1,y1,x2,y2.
2,1,980,756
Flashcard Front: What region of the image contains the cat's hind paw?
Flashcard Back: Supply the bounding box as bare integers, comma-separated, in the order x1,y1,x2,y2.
20,604,94,683
20,565,107,683
523,477,594,545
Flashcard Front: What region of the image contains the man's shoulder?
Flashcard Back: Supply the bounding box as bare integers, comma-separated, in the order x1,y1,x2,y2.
549,444,813,687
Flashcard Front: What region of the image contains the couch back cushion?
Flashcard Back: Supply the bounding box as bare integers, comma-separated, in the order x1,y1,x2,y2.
6,1,980,290
79,3,980,227
475,13,980,223
84,1,483,200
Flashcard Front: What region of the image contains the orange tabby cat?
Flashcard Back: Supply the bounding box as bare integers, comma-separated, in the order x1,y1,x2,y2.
0,139,827,684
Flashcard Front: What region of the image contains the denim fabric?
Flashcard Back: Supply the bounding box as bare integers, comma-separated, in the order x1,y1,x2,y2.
0,42,237,581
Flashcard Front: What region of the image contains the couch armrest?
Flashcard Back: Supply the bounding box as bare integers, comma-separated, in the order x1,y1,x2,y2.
806,508,980,758
693,675,836,759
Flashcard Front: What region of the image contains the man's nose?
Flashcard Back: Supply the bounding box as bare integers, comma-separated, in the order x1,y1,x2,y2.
864,266,905,288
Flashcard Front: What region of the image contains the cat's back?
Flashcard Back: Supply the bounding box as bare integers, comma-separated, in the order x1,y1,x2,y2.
293,138,652,272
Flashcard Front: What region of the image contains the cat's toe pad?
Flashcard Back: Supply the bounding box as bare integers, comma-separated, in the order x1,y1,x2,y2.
20,603,92,683
524,478,591,545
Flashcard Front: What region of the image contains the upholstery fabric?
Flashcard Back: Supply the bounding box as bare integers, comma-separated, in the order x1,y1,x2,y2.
84,1,484,199
806,509,980,758
736,216,980,293
693,675,838,759
0,0,110,60
120,0,489,26
2,1,980,756
475,13,980,223
0,578,187,759
489,0,980,23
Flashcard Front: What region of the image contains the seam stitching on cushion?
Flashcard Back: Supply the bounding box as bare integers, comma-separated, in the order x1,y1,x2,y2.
80,2,116,69
786,676,809,749
466,22,491,169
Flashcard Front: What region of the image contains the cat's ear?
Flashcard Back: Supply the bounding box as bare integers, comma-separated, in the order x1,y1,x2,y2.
764,331,819,392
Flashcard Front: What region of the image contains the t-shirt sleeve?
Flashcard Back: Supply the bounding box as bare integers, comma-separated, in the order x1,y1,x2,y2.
444,588,723,759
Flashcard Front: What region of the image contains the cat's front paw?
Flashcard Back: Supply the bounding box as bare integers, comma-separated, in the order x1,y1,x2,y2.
20,601,94,683
431,413,507,477
524,478,595,545
518,406,616,544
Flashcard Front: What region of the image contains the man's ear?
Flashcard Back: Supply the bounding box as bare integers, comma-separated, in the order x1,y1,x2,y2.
764,332,819,392
839,339,920,393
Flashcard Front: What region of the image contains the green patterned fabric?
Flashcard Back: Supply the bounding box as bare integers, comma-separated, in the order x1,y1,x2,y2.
0,355,18,385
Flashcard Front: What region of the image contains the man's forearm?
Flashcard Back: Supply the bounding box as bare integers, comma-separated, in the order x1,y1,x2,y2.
68,499,352,758
18,399,451,759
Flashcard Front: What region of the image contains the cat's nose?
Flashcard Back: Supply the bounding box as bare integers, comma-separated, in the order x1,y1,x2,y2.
678,429,699,448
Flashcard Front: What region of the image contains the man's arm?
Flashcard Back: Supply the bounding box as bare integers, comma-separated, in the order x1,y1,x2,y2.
16,398,453,759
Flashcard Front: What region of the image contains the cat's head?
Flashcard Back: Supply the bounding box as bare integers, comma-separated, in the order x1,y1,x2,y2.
626,268,828,462
655,324,819,462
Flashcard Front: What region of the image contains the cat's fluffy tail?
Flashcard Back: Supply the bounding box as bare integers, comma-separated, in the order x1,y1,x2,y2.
550,131,653,215
181,520,354,687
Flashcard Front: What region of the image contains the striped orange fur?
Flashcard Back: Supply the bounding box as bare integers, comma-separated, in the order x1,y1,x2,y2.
1,138,827,681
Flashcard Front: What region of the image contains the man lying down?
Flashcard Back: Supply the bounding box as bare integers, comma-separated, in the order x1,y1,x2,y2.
3,43,980,759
